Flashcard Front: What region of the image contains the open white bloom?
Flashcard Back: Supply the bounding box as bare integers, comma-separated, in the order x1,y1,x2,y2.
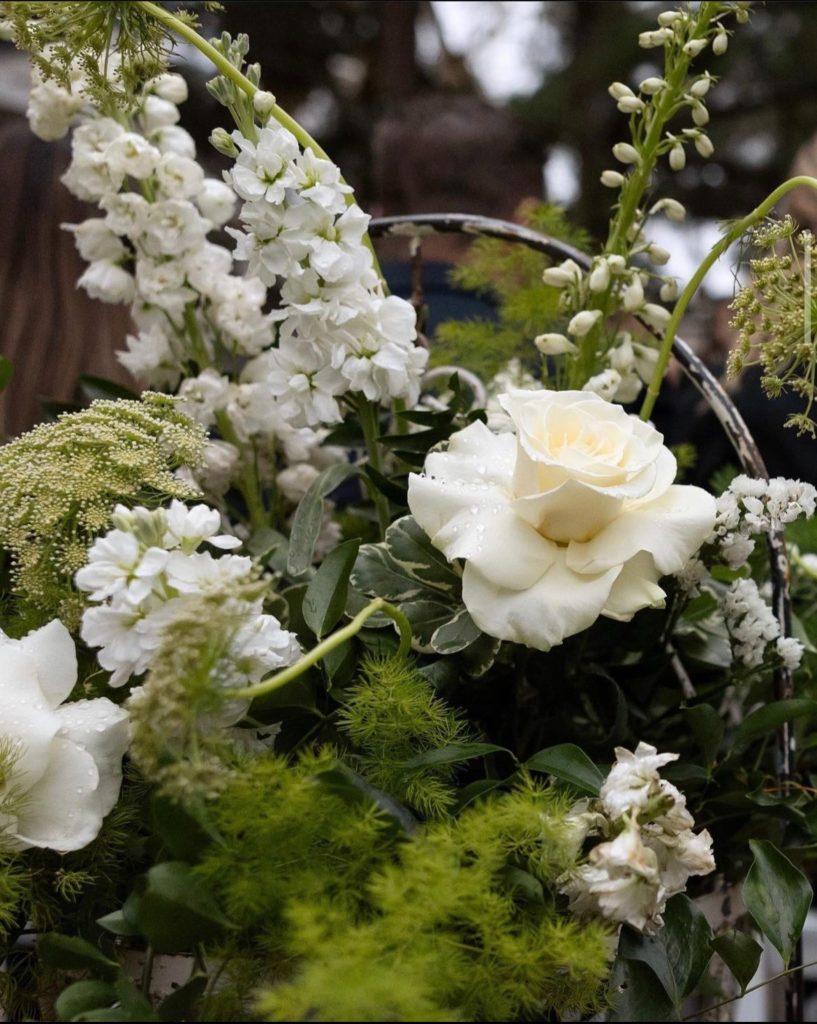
408,389,716,651
0,620,128,853
600,741,679,820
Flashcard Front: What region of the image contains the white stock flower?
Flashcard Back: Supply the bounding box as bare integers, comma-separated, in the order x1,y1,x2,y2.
196,179,238,226
78,261,135,304
117,325,179,387
408,389,716,651
600,742,679,820
155,153,205,199
164,500,242,552
228,124,300,203
104,132,161,181
64,218,127,262
0,620,128,852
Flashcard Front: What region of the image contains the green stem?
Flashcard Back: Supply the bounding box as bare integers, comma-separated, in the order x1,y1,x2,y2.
640,174,817,421
358,398,391,538
215,410,268,532
231,598,412,700
685,955,817,1021
134,0,383,275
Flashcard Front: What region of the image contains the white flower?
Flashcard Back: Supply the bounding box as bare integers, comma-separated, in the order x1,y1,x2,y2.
535,333,577,356
117,325,179,386
776,636,804,671
407,389,716,651
600,742,679,820
100,191,150,237
0,620,128,852
164,500,242,552
722,578,780,668
568,309,603,337
75,530,147,602
78,261,135,304
228,124,300,203
155,153,205,200
196,179,238,226
142,199,209,257
176,369,232,428
140,94,181,131
197,440,240,497
148,73,188,105
152,124,196,159
64,218,127,262
27,74,85,141
104,132,161,181
583,368,623,402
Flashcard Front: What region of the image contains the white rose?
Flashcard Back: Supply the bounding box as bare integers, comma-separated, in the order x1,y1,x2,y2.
407,388,716,651
0,620,129,853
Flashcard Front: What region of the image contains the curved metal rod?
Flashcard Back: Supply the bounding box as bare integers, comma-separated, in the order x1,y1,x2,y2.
371,214,800,1006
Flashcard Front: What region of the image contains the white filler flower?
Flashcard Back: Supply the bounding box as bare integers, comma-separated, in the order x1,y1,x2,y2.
408,388,716,650
0,620,128,853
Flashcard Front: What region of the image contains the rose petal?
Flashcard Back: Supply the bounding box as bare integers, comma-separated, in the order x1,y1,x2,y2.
566,484,716,576
512,476,624,543
18,619,78,707
12,737,103,853
0,648,62,789
461,549,620,651
601,551,666,621
55,698,129,816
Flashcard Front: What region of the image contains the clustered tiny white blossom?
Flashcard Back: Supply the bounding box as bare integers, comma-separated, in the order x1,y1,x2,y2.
560,742,715,934
76,501,300,688
710,474,817,569
721,577,803,670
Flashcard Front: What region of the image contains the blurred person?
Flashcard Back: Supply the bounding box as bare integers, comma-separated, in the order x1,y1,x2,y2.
0,119,132,437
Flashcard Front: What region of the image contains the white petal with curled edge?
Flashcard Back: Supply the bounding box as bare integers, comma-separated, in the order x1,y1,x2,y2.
565,485,717,577
461,550,621,651
17,619,78,708
12,738,103,853
601,551,666,622
55,698,129,816
512,476,623,544
0,647,61,789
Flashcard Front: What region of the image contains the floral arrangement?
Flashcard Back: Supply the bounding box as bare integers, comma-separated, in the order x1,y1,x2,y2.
1,1,817,1021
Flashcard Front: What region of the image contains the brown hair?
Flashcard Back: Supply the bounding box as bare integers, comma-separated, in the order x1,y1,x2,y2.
0,118,133,437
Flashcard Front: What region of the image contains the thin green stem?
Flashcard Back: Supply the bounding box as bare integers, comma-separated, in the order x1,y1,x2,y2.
685,955,817,1020
231,598,412,700
640,174,817,421
358,399,391,538
133,0,383,275
214,410,268,532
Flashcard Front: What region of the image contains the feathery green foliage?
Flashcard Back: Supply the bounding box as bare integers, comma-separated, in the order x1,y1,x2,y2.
432,203,591,381
0,394,204,628
338,656,474,817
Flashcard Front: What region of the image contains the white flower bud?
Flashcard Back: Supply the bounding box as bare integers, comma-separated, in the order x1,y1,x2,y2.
650,197,686,222
695,133,714,158
641,303,672,328
150,73,188,105
568,309,603,338
735,7,749,25
607,255,627,273
618,96,645,114
608,82,634,100
657,11,683,27
669,144,686,171
683,38,708,57
589,259,612,292
690,75,712,99
691,101,710,127
601,169,625,188
713,28,729,55
613,142,640,164
639,77,667,95
660,279,679,302
252,90,277,119
209,127,239,157
622,276,644,312
543,259,582,288
535,333,577,356
639,28,674,48
648,244,671,265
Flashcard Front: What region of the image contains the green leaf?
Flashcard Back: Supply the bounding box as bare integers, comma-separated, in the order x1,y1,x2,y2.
362,464,408,505
0,355,12,393
313,763,417,834
134,862,232,954
609,957,679,1022
157,974,207,1022
452,776,508,813
683,704,724,767
55,980,117,1021
38,933,119,980
743,839,812,966
96,910,140,938
78,374,139,402
502,866,544,904
525,743,604,796
429,606,482,654
711,929,763,994
151,796,216,863
302,538,360,639
114,975,157,1020
287,463,357,576
733,699,817,752
401,742,512,770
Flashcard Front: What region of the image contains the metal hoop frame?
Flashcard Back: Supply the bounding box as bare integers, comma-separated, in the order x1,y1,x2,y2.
370,212,801,1021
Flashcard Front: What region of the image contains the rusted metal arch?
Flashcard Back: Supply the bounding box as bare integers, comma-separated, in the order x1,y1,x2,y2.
370,212,800,1022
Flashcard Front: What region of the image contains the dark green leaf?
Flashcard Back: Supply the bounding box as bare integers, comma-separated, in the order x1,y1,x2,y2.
157,974,207,1022
313,763,416,833
609,957,679,1022
302,538,360,639
115,975,157,1020
78,374,139,402
151,796,216,863
743,839,812,966
430,606,482,654
55,980,116,1020
711,929,762,994
525,743,604,796
134,862,232,954
733,700,817,752
452,776,508,813
662,895,713,999
380,426,451,452
401,742,512,770
362,464,408,505
246,527,288,560
38,933,118,979
683,704,724,767
0,355,12,393
287,463,357,576
96,910,140,938
502,866,544,904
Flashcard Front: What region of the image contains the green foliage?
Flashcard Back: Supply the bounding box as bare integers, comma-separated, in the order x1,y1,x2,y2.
0,394,204,629
338,656,475,817
432,203,589,381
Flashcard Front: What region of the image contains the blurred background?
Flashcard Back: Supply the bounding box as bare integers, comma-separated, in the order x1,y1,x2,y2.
3,0,817,472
